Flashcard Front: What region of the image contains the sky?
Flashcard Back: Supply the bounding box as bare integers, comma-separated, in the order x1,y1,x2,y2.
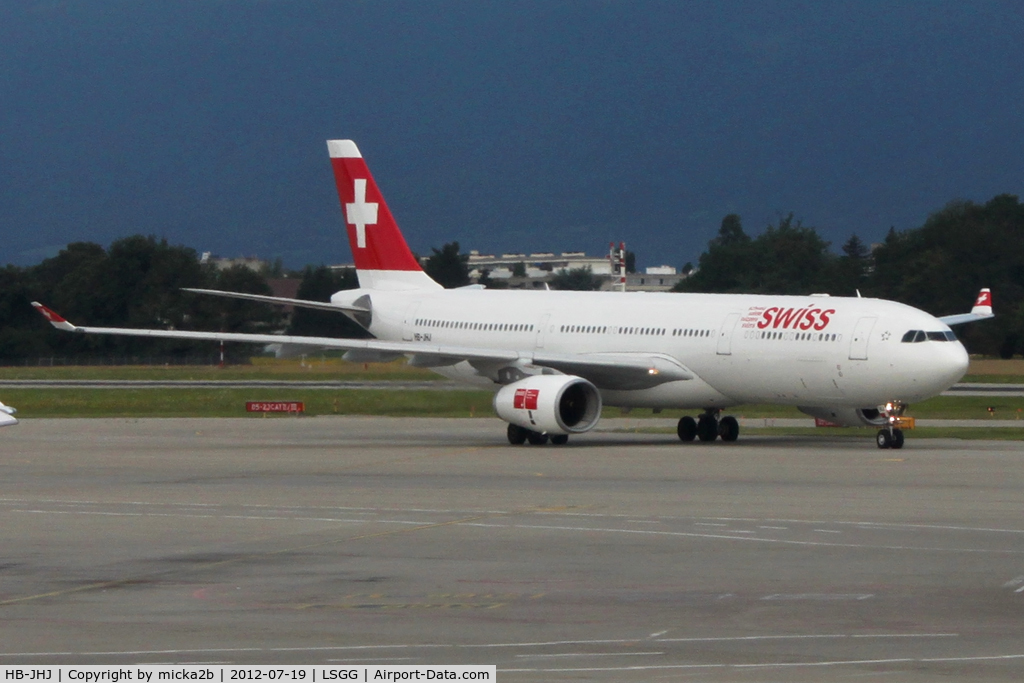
1,1,1022,271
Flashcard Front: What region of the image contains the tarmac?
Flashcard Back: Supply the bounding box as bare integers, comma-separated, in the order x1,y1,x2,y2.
1,417,1023,681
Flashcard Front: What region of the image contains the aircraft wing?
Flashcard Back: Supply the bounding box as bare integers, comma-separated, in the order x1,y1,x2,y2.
938,312,994,326
182,288,368,314
32,303,691,391
0,401,17,427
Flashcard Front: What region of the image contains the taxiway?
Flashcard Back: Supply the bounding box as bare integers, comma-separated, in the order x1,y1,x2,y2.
1,417,1022,681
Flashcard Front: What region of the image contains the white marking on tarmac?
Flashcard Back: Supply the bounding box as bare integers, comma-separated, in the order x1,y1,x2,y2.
326,658,416,663
765,518,1024,535
501,653,1024,673
10,509,428,525
6,499,1024,536
656,634,956,642
0,634,958,658
460,521,1024,554
760,594,874,601
515,652,663,659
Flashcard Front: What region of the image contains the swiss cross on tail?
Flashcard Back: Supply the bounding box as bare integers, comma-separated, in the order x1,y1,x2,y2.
347,179,378,249
327,140,422,274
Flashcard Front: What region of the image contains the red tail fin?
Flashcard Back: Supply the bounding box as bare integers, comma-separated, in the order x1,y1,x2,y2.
327,140,440,290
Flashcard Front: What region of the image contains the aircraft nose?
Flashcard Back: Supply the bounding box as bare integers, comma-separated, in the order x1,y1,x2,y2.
941,341,971,386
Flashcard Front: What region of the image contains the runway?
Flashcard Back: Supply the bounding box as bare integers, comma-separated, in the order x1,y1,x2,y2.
1,417,1023,681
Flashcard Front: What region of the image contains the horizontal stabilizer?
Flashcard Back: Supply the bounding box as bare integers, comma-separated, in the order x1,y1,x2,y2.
182,288,368,313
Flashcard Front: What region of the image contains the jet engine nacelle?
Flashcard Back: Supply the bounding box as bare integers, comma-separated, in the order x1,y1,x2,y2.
797,405,887,427
494,375,602,435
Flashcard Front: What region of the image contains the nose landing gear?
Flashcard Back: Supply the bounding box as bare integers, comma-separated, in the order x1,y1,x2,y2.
876,401,908,449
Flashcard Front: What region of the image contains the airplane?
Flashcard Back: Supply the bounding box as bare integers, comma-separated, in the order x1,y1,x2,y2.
32,140,994,449
0,401,17,427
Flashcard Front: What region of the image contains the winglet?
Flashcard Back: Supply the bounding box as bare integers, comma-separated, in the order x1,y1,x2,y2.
971,288,993,317
938,288,995,326
31,302,77,331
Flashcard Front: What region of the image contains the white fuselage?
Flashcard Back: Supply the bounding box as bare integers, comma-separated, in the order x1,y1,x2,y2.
334,288,969,411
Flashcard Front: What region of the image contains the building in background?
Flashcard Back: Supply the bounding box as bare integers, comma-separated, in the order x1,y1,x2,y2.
466,250,687,291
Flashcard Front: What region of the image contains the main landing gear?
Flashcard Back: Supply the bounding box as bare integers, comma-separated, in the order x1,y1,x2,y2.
507,423,569,446
876,401,907,450
677,410,739,443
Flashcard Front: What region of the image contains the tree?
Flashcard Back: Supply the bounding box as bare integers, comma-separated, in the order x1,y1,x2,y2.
550,266,602,291
866,195,1024,356
423,242,470,288
842,234,870,259
675,214,756,292
26,237,222,358
476,269,508,289
827,234,872,296
716,214,747,245
676,213,838,295
0,265,40,360
206,265,281,333
511,261,527,278
748,214,833,294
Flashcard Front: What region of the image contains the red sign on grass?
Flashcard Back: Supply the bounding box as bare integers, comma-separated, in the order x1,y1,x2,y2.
246,402,304,413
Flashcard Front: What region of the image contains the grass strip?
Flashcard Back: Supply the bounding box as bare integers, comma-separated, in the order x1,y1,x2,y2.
2,388,496,419
6,387,1024,423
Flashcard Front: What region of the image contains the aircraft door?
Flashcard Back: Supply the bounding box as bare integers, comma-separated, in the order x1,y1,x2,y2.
848,316,877,360
716,313,741,355
402,301,421,341
535,313,551,349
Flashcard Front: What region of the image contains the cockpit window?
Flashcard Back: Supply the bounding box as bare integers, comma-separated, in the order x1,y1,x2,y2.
902,329,957,343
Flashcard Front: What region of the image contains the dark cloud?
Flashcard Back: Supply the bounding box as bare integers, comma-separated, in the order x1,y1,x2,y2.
2,1,1021,270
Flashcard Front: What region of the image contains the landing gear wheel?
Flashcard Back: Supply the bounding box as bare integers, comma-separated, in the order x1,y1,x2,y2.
718,416,740,442
697,415,719,442
550,434,569,446
876,429,893,449
526,430,549,446
677,416,697,442
507,423,527,445
891,429,905,449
